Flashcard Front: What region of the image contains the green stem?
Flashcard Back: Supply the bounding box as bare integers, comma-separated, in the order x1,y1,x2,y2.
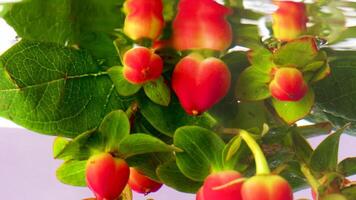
239,130,271,175
301,164,320,192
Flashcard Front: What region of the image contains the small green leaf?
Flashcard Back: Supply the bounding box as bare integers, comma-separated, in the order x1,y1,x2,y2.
273,36,318,68
126,152,173,181
144,77,171,106
108,67,141,96
338,157,356,176
236,66,271,101
156,160,202,193
289,128,313,164
272,89,315,124
55,129,101,160
99,110,130,152
56,160,87,187
297,122,332,138
174,126,225,181
138,95,217,137
53,137,70,159
310,125,348,172
222,136,249,172
248,47,274,71
118,134,178,158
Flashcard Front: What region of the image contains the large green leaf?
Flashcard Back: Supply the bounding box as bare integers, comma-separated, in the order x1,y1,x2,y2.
144,77,171,106
0,41,132,137
310,126,347,173
56,160,87,187
174,126,225,181
4,0,124,65
156,160,202,193
312,50,356,135
138,94,217,137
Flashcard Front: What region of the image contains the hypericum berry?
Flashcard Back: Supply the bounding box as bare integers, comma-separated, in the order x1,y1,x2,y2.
269,67,308,101
123,0,164,40
128,168,163,194
172,54,231,115
86,153,130,200
241,175,293,200
172,0,232,51
123,47,163,84
200,171,243,200
272,1,307,41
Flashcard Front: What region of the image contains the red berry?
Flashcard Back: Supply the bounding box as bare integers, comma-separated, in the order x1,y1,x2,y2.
123,47,163,84
201,171,243,200
172,0,232,51
241,175,293,200
172,54,231,115
269,67,308,101
86,153,130,200
128,168,162,194
272,1,307,41
123,0,164,40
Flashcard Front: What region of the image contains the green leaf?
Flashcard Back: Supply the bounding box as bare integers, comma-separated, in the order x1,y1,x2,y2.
56,160,87,187
4,0,125,66
310,125,347,172
53,137,70,159
272,90,315,124
289,128,313,164
273,37,318,68
157,160,202,193
236,66,271,101
138,95,217,137
247,47,274,71
222,136,249,172
297,122,332,138
144,77,171,106
55,130,99,160
107,66,142,96
311,50,356,135
118,134,178,158
174,126,225,181
338,157,356,176
99,110,130,152
0,40,132,137
126,153,173,181
342,185,356,200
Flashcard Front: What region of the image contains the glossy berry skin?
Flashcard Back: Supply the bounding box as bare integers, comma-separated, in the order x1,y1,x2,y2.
241,175,293,200
86,153,130,200
200,171,243,200
123,47,163,84
272,1,308,41
123,0,164,40
172,54,231,115
128,168,163,194
172,0,232,51
269,67,308,101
